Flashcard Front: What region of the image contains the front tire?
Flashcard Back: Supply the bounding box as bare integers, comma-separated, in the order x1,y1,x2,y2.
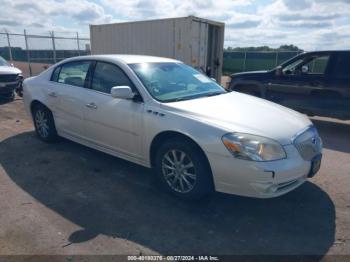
15,86,23,97
154,139,213,199
32,104,58,143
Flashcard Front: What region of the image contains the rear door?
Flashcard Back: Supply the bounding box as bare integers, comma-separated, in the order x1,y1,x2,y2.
83,61,145,160
325,52,350,118
47,60,92,138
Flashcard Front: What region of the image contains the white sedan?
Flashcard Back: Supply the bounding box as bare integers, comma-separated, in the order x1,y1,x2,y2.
23,55,322,199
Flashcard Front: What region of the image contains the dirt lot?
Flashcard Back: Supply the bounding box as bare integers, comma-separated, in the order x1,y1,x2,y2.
12,61,52,78
0,97,349,257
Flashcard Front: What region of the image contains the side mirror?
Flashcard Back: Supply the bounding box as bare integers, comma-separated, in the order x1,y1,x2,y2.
275,66,283,76
301,65,309,74
211,77,217,82
110,86,135,99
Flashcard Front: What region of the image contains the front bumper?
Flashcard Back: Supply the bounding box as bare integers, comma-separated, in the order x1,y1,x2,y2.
0,81,19,96
207,144,318,198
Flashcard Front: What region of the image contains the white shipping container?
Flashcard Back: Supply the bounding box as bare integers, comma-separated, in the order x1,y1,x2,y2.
90,16,225,82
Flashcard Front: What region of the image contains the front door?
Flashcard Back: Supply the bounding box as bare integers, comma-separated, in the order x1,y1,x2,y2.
83,61,144,160
267,54,331,113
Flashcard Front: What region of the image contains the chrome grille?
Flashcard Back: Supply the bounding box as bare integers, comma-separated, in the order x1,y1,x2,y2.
0,74,18,82
293,127,322,161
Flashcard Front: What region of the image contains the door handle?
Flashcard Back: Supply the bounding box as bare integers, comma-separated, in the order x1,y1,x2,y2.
48,92,57,98
85,102,97,109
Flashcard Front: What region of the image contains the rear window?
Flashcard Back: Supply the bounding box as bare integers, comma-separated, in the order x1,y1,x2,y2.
56,61,90,87
51,66,61,82
333,54,350,78
305,56,329,74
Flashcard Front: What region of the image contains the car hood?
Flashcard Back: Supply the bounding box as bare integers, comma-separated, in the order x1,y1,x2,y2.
161,92,311,145
231,70,268,76
0,66,22,75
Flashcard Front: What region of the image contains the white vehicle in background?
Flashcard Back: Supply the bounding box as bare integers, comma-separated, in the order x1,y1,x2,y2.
0,56,23,99
23,55,322,199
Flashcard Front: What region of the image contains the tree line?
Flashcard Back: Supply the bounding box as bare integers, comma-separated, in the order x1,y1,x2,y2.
224,45,303,52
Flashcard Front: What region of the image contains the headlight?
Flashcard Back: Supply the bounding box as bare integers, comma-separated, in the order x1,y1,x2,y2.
222,133,286,161
16,74,23,81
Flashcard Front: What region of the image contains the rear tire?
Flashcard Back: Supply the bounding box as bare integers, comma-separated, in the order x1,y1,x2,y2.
154,138,213,200
32,104,58,143
15,86,23,97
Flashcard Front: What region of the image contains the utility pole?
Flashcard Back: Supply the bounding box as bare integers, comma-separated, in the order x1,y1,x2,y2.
5,31,13,62
51,31,57,63
24,29,32,76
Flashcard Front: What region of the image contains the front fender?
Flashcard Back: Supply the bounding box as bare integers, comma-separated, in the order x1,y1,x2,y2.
229,79,266,98
142,107,230,167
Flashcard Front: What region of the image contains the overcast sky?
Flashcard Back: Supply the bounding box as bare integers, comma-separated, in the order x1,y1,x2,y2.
1,0,350,50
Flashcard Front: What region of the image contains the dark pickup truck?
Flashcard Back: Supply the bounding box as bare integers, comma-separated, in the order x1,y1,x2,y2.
228,50,350,120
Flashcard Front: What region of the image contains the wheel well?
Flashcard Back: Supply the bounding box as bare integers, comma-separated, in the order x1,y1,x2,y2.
150,131,212,171
30,100,46,115
234,84,261,96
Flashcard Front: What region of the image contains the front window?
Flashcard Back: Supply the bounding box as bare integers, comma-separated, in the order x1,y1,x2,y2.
282,59,304,74
0,56,10,66
91,62,134,94
129,62,226,102
282,55,330,75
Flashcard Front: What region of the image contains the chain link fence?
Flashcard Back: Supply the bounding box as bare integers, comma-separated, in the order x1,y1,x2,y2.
0,30,303,78
222,51,303,75
0,30,90,77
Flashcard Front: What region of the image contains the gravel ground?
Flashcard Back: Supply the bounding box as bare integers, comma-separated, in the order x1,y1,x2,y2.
0,97,349,257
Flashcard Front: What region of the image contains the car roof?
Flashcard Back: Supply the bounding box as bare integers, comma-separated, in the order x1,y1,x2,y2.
303,50,350,56
62,54,181,64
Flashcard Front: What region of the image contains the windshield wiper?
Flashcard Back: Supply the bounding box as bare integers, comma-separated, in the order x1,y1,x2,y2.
163,96,194,103
163,91,225,103
204,91,225,97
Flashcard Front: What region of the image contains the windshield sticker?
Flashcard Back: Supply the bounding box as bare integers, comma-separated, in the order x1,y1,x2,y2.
193,74,211,83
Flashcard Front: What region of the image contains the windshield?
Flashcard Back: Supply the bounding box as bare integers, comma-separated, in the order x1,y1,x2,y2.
129,62,226,102
0,56,10,66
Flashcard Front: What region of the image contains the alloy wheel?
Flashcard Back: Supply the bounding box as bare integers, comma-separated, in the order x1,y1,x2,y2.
35,109,49,138
161,149,197,193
